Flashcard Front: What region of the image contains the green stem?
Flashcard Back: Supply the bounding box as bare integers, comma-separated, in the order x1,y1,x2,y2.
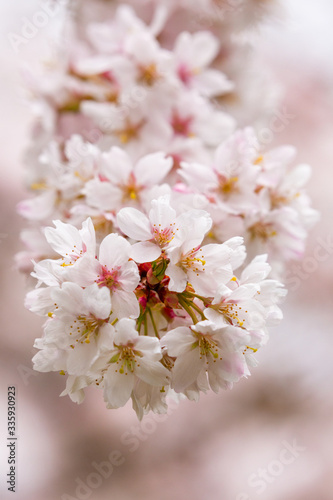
137,309,146,333
178,295,198,324
185,292,209,303
189,301,206,320
144,312,148,336
148,308,159,338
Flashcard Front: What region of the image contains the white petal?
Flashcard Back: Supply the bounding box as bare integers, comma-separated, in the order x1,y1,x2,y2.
126,31,159,66
149,196,177,229
114,318,138,344
223,237,246,270
135,358,169,386
79,217,96,256
44,220,81,257
31,259,62,287
195,69,234,97
101,147,133,185
111,290,140,319
84,179,122,211
104,366,134,408
32,348,65,372
229,284,259,301
204,308,228,326
161,327,196,357
99,233,131,268
189,271,218,297
179,161,217,191
25,287,55,316
175,210,212,252
51,282,84,316
66,255,101,287
117,207,152,240
172,350,203,392
196,110,235,146
60,375,88,404
135,336,162,357
83,284,111,319
175,31,219,68
118,261,140,291
166,264,187,293
17,190,56,221
135,152,173,186
191,32,219,67
66,341,99,375
130,241,161,263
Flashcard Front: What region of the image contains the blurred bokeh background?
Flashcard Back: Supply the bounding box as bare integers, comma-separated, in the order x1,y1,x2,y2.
0,1,332,499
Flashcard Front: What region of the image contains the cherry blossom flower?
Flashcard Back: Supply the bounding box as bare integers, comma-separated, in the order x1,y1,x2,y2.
117,195,211,263
103,318,169,409
161,320,251,394
69,233,140,319
205,255,286,331
32,282,112,376
166,219,240,295
179,128,261,210
44,217,96,266
174,31,234,97
84,147,173,212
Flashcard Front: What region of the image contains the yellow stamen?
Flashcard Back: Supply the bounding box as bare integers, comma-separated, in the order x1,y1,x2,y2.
31,182,47,190
254,155,264,165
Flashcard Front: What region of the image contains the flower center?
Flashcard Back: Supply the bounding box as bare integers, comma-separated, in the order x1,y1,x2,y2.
96,266,121,291
218,174,239,196
270,191,300,209
110,343,143,374
139,63,159,86
61,244,85,267
171,112,194,137
92,216,114,240
192,332,221,361
116,120,144,144
178,64,193,85
152,223,177,247
69,315,105,345
180,247,206,276
248,221,277,241
216,302,246,327
122,172,140,201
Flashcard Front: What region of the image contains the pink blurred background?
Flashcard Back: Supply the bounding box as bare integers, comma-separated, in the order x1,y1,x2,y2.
0,1,332,499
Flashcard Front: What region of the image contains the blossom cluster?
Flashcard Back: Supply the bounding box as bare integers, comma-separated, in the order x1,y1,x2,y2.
18,126,317,277
27,200,286,418
19,1,317,417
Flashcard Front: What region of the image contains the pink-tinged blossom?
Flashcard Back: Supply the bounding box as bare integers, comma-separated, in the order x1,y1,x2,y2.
174,31,234,97
87,5,148,54
69,233,140,319
117,195,211,263
169,91,235,147
103,318,169,409
30,218,97,287
32,283,112,376
161,320,251,394
205,255,286,331
84,147,173,212
166,216,240,295
179,128,261,210
44,217,96,266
